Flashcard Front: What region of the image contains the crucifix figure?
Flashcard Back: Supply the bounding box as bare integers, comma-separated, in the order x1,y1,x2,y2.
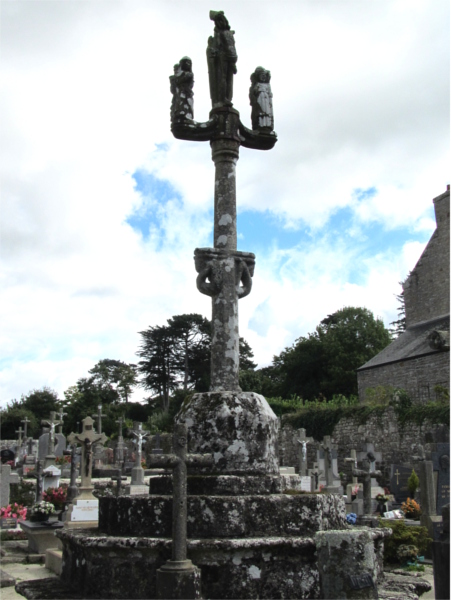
56,409,68,435
41,411,62,459
68,417,107,501
129,422,150,487
297,429,313,476
309,463,325,492
148,424,213,598
92,404,106,435
353,457,382,515
170,11,276,393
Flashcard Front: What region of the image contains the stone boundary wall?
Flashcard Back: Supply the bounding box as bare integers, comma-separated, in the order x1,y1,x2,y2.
279,406,449,477
358,352,450,404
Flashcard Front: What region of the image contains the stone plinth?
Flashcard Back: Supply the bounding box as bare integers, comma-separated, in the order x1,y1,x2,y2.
19,520,64,554
57,530,321,600
176,392,278,475
99,491,346,538
315,529,390,599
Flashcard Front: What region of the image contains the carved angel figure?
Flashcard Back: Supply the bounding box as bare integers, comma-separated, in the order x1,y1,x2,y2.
169,56,194,122
249,67,274,131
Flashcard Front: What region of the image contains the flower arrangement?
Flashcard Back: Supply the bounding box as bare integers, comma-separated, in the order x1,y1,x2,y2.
141,458,146,469
397,544,419,563
30,501,56,518
353,485,360,496
55,455,71,465
401,498,421,519
375,493,389,503
346,513,357,525
0,503,27,521
43,485,68,511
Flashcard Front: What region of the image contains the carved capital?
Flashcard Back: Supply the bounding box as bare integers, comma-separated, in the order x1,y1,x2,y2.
194,248,255,299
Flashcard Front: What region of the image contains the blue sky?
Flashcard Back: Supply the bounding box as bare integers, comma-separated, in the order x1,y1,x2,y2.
0,0,449,405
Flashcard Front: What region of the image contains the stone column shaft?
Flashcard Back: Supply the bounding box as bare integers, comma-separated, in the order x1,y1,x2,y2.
210,138,241,391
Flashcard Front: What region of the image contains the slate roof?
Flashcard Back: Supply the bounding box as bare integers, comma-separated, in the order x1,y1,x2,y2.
357,313,450,371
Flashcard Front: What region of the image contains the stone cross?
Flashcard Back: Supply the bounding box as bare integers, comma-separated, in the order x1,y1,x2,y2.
111,474,127,497
68,417,107,501
92,404,106,435
41,411,62,459
15,426,24,446
56,409,68,434
148,424,213,567
310,464,325,491
320,436,339,488
297,428,313,476
129,422,150,487
115,416,126,465
170,11,276,392
21,417,31,442
29,460,44,503
353,457,382,515
64,445,80,504
345,449,359,485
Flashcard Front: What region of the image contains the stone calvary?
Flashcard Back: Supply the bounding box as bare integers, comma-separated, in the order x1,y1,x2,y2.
16,12,393,600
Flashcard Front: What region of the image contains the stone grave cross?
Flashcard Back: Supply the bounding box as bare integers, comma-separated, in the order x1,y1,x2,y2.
114,416,126,465
170,10,277,392
148,423,213,595
56,409,68,434
128,422,150,491
320,436,339,488
15,426,24,446
345,449,358,484
297,428,313,476
41,411,62,459
353,457,381,515
67,417,107,501
21,417,30,440
92,404,106,435
29,460,44,503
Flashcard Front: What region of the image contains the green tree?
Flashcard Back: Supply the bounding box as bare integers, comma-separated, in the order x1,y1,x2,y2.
89,359,138,403
137,313,257,410
389,280,407,339
272,307,391,400
0,387,60,440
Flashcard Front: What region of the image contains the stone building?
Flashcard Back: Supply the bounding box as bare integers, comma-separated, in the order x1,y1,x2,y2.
358,185,450,403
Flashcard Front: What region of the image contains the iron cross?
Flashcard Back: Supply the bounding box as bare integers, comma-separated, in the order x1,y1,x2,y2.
170,11,277,391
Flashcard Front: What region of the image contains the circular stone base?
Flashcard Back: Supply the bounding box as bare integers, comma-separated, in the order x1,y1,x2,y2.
176,391,279,475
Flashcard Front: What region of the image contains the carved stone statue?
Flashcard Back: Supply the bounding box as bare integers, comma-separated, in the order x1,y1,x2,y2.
170,56,194,123
207,10,237,107
249,67,274,131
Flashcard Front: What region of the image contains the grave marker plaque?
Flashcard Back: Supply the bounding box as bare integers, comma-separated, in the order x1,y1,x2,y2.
390,464,412,503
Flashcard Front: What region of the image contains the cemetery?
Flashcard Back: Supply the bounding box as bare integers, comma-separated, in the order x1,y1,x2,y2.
1,8,449,600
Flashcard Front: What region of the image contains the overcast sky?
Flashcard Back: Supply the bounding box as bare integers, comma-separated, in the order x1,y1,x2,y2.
1,0,449,407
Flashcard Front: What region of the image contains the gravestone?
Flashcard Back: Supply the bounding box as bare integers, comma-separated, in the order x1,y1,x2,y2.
42,464,61,491
413,444,443,540
318,436,341,492
390,464,412,503
354,459,381,516
65,417,107,526
0,464,20,507
432,443,450,515
38,432,66,463
126,422,150,494
431,503,450,600
114,416,127,465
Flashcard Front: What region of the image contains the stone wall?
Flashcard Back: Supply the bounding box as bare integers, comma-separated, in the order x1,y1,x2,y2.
403,188,450,327
357,352,450,404
279,407,449,476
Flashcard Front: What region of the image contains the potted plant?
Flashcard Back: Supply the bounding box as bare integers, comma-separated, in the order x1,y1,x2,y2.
401,498,421,520
29,501,56,522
